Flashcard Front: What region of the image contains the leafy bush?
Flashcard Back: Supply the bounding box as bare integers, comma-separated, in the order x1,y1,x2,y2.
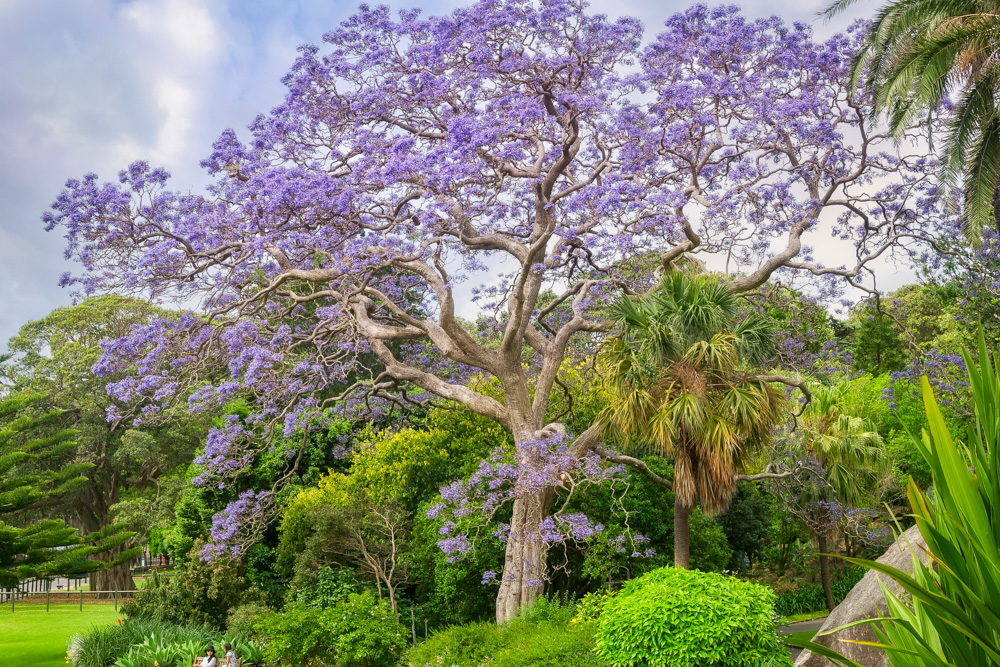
572,591,614,624
172,539,244,628
255,592,406,667
119,571,187,625
121,542,244,630
595,567,791,667
68,618,215,667
226,602,273,638
489,621,606,667
326,592,408,667
405,621,503,667
254,604,333,667
406,602,607,667
772,566,865,616
290,565,361,609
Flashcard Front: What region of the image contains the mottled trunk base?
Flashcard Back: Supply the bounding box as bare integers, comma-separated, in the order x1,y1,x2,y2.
495,490,551,623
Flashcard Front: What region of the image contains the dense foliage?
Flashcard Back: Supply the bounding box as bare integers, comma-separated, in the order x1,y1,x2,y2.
595,567,790,667
801,336,1000,666
406,597,606,667
253,592,407,667
42,0,952,620
11,0,1000,665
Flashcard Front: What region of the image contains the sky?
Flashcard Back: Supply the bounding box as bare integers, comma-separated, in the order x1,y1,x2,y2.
0,0,871,347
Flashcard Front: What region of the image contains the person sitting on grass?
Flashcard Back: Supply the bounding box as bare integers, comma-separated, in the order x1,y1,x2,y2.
223,642,238,666
191,645,217,667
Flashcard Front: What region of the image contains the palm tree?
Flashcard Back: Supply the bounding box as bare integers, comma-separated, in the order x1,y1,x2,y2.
597,272,785,568
824,0,1000,240
795,384,888,611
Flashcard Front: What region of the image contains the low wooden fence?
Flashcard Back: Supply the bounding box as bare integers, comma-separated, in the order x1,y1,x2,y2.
2,589,137,612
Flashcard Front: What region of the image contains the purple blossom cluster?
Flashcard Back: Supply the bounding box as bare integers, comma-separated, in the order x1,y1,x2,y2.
433,430,623,562
200,490,273,560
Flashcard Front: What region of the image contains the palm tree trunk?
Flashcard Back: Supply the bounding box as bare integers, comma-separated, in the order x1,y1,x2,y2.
674,498,690,569
817,532,836,612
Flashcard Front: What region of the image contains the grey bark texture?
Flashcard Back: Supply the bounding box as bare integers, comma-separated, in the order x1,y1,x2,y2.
794,524,928,667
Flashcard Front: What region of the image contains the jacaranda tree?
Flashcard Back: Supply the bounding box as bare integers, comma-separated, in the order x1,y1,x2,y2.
44,1,953,621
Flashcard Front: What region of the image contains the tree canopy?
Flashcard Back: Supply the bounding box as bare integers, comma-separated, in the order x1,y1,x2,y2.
43,0,954,620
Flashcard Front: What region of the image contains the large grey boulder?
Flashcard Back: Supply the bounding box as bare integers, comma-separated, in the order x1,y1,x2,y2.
794,524,928,667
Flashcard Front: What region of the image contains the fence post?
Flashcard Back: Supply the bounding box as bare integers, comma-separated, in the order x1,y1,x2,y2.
114,590,118,611
11,589,14,613
79,588,83,611
411,608,416,646
46,590,49,612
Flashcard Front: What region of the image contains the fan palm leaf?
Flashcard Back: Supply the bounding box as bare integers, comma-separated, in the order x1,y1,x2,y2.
597,272,786,567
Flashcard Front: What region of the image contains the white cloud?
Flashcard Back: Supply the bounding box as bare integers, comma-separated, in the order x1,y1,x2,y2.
121,0,221,63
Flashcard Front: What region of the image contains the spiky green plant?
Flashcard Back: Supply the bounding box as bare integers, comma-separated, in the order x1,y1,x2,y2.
792,329,1000,665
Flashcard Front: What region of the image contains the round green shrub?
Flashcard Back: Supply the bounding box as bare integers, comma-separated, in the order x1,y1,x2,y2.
595,567,790,667
327,591,409,667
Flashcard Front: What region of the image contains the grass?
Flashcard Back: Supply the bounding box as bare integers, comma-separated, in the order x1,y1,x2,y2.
0,603,122,667
778,610,829,624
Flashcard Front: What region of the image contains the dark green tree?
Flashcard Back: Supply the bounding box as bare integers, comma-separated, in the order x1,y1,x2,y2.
2,296,209,590
0,393,137,588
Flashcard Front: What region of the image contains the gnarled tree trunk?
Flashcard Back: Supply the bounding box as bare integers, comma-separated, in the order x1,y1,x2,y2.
495,486,555,623
91,554,137,596
78,503,136,598
494,424,600,623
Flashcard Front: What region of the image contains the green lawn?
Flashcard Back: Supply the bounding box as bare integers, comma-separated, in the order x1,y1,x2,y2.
1,604,122,667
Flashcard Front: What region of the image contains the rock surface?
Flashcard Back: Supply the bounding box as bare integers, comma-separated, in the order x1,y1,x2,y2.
794,524,927,667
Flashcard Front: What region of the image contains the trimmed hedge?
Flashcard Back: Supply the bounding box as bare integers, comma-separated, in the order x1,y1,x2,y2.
595,567,791,667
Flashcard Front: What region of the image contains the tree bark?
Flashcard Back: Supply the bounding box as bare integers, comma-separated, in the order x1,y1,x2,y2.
77,504,136,597
495,486,554,623
817,532,836,612
674,498,690,569
91,557,137,596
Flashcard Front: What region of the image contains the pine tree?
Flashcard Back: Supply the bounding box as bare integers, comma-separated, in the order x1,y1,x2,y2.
0,392,139,588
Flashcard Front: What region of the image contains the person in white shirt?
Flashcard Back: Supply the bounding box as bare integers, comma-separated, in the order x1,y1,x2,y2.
190,645,218,667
